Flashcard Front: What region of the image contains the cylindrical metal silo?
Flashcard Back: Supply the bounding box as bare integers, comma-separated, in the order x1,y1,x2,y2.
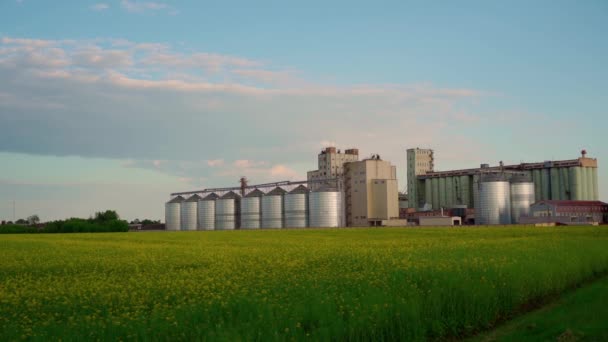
431,178,440,210
285,185,309,228
424,179,432,208
460,175,471,207
581,167,589,200
532,169,542,202
550,168,560,200
569,167,582,200
473,174,480,209
477,175,511,225
215,191,241,230
309,190,342,227
262,187,286,228
592,167,599,200
446,177,454,208
439,177,447,209
585,167,594,200
198,193,218,230
559,167,569,200
241,189,263,229
165,196,184,231
181,194,202,231
541,168,550,200
510,178,535,224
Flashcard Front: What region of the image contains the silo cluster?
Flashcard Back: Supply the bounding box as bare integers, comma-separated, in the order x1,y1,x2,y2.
476,173,535,225
164,186,344,230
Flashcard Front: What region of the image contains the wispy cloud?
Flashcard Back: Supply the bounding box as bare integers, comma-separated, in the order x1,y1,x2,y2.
120,0,177,14
90,3,109,11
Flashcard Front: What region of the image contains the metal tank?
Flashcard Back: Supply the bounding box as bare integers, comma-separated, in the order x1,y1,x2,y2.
165,196,184,231
262,187,286,228
215,191,241,230
477,175,512,225
510,177,535,224
309,189,342,228
424,179,432,209
181,194,202,231
240,189,263,229
284,185,309,228
198,193,218,230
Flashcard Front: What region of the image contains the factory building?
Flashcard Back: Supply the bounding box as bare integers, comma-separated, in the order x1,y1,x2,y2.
406,148,434,208
344,156,400,226
407,149,599,210
307,147,359,190
520,200,608,225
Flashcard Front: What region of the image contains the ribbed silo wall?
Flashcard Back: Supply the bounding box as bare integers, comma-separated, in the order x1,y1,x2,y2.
550,168,560,200
592,167,599,200
240,197,261,229
559,167,569,200
510,182,535,224
540,168,550,200
165,202,181,231
180,200,198,231
439,177,447,209
424,179,433,208
216,198,237,230
432,178,440,210
532,169,542,202
569,167,582,200
581,167,589,200
284,193,309,228
262,195,283,228
477,180,512,225
445,177,453,208
198,200,215,230
473,175,480,209
309,191,342,228
460,175,471,207
585,167,594,200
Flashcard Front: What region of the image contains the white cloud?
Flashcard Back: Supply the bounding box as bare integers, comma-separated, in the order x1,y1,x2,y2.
207,159,224,167
91,3,109,11
120,0,175,14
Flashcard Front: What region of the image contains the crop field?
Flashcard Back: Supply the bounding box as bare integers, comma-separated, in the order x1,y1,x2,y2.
1,226,608,340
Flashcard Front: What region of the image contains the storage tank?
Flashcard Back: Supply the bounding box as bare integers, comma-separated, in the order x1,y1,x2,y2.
284,185,309,228
262,187,286,228
460,175,471,207
477,175,512,225
446,177,454,208
431,178,440,210
215,191,241,230
550,168,560,200
181,194,202,231
309,189,342,227
198,193,218,230
472,175,480,209
510,177,535,224
532,169,542,202
165,196,184,231
424,179,433,208
438,177,447,208
592,167,599,200
569,167,582,200
240,189,263,229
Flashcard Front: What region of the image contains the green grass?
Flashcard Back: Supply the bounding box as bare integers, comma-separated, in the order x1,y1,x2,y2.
471,275,608,342
1,226,608,341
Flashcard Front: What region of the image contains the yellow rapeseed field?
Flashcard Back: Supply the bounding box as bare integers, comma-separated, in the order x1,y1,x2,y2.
1,226,607,340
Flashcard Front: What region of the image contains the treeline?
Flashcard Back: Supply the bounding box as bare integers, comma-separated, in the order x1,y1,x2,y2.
0,210,129,234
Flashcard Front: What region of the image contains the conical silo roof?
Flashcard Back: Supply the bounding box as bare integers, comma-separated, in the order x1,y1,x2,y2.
167,195,185,203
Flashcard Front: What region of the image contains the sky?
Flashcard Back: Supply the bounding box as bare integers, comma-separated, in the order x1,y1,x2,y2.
0,0,606,222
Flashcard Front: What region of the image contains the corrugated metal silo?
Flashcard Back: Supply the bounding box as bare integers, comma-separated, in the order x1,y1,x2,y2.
424,179,432,208
473,175,480,209
585,167,594,200
165,196,184,231
569,167,582,200
477,175,511,225
439,177,447,208
581,167,589,200
460,175,471,207
285,185,309,228
446,177,454,208
550,168,560,200
541,168,550,200
262,187,286,228
198,193,218,230
181,194,202,231
241,189,263,229
510,177,535,224
309,189,342,227
215,191,241,230
532,169,542,202
431,178,440,210
560,167,569,200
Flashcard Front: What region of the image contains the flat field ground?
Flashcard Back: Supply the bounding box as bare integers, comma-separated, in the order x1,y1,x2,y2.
1,227,607,340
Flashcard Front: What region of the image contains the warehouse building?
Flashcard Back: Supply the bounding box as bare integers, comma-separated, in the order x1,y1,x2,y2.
344,155,400,226
520,200,608,224
407,149,599,210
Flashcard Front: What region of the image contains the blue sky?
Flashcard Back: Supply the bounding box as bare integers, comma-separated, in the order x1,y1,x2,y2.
0,0,606,221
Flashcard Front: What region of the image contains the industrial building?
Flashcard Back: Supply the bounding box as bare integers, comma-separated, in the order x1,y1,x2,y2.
519,200,608,225
344,156,400,226
407,149,599,211
307,147,359,190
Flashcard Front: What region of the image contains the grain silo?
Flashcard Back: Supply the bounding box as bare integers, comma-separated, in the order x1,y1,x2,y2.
262,187,286,228
477,174,512,225
165,196,184,231
284,185,309,228
309,189,342,227
240,189,263,229
198,193,218,230
181,194,202,231
215,191,241,230
510,176,535,224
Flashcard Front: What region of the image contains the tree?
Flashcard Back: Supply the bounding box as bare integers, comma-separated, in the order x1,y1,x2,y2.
27,215,40,225
15,218,27,225
93,210,120,222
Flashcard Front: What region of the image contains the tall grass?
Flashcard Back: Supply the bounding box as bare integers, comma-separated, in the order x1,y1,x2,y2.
0,227,607,340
